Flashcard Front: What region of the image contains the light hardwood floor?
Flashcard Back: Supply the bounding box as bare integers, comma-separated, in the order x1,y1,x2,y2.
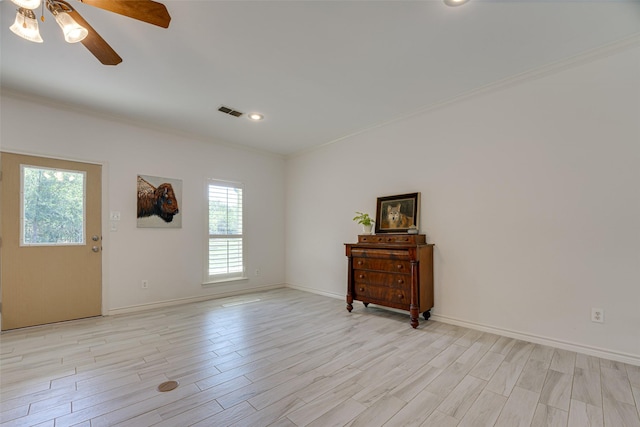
1,288,639,427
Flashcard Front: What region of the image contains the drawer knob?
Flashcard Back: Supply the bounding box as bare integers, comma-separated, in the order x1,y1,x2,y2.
397,265,403,270
358,274,365,279
397,279,404,284
359,287,365,292
398,294,404,299
357,261,363,265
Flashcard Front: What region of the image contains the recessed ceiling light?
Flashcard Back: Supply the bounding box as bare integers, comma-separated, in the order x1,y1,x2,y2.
444,0,470,6
248,113,264,121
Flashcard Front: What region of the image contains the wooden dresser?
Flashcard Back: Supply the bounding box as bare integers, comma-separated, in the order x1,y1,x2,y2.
345,234,434,328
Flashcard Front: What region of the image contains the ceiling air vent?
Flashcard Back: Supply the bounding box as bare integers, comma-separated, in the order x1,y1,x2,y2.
218,105,243,117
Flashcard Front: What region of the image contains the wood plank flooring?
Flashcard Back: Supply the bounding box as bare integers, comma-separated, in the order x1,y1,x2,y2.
1,288,639,426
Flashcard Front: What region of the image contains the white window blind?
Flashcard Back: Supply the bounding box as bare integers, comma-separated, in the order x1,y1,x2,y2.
207,180,244,281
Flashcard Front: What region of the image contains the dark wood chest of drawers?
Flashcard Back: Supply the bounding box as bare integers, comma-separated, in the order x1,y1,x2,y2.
345,234,434,328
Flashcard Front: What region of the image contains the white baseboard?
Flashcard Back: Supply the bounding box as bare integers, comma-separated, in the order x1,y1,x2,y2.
106,283,285,316
431,313,640,367
285,283,344,300
285,284,640,366
286,284,414,315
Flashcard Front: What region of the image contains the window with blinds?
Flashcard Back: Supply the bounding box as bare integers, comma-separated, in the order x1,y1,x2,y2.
207,181,244,281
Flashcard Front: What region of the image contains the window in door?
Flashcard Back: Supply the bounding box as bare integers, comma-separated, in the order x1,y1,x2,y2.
206,180,244,282
21,165,86,246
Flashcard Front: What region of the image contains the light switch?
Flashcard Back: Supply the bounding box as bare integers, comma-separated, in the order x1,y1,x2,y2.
110,211,121,221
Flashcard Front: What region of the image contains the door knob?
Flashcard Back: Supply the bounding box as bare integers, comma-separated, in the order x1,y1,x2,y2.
92,235,100,241
92,246,100,253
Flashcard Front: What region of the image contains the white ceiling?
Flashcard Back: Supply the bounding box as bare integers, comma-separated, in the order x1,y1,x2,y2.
2,1,639,156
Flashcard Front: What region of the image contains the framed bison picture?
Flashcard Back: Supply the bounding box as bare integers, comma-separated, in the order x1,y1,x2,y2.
137,174,182,228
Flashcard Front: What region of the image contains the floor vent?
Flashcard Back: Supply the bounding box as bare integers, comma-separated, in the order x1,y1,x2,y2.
218,105,244,117
157,380,179,392
222,298,261,307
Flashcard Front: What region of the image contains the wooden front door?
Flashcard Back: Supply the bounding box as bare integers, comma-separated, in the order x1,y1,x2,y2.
1,153,102,330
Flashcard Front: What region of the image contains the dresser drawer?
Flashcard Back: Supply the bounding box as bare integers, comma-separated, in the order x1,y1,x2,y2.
353,284,409,306
354,271,409,288
353,257,410,273
351,248,409,260
358,234,425,244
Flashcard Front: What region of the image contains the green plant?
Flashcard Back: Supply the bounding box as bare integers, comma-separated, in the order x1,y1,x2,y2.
353,212,374,226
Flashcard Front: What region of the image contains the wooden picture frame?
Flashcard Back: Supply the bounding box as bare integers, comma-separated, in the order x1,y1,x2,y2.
375,192,420,234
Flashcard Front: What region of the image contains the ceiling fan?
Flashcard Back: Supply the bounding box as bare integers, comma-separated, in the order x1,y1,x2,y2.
8,0,171,66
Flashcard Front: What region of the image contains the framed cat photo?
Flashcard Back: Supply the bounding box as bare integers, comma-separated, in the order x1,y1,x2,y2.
375,192,420,234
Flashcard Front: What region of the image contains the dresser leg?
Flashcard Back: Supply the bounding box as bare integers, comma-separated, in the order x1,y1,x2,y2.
346,294,353,312
410,259,419,328
410,304,419,328
410,314,419,329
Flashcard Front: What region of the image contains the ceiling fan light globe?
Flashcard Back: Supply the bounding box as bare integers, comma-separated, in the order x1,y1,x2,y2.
10,0,41,10
64,27,89,43
54,11,88,43
10,8,43,43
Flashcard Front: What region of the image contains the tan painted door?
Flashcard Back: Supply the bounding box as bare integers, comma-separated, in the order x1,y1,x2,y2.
0,153,102,330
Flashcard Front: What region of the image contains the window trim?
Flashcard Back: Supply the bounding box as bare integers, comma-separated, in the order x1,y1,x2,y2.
203,178,246,284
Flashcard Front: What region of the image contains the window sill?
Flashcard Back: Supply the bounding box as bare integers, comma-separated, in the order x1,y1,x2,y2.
202,277,249,286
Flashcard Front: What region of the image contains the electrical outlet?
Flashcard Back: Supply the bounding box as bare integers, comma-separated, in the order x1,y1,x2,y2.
591,308,604,323
141,280,149,289
110,211,121,221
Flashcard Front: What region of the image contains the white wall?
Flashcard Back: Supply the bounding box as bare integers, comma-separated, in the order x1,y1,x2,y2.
285,44,640,362
1,94,286,313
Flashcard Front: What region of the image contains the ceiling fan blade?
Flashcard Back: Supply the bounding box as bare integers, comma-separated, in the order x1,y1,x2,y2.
69,9,123,65
78,0,171,28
